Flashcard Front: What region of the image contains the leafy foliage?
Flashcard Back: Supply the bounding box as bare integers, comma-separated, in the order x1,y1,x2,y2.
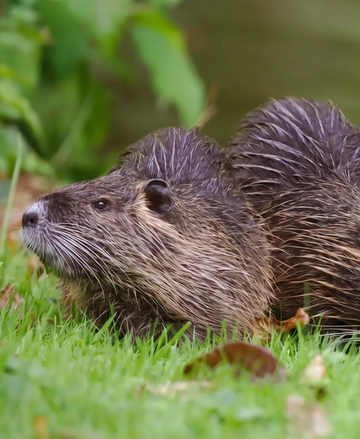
0,0,205,181
132,10,205,128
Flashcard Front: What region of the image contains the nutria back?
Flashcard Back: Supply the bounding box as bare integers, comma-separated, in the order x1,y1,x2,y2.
224,97,360,336
22,127,274,340
225,97,360,208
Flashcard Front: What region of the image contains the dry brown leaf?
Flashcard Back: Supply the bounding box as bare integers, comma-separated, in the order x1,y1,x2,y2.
0,284,23,311
184,341,287,381
286,394,332,439
35,416,49,439
280,308,310,332
254,308,309,342
35,415,104,439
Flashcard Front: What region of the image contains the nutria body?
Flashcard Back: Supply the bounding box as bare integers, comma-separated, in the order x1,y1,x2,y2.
224,97,360,335
22,127,274,340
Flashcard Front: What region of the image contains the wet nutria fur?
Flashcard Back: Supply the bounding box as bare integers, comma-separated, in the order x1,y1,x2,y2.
22,127,274,340
224,97,360,336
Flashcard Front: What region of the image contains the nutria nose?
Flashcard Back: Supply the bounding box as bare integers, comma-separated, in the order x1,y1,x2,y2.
22,209,39,228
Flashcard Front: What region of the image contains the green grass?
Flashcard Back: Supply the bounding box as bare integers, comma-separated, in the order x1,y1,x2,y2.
0,250,360,439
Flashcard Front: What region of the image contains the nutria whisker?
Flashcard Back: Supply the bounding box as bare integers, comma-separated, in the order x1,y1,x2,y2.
50,228,114,278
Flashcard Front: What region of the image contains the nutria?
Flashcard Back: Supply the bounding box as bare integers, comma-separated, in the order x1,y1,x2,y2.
22,127,274,340
224,97,360,336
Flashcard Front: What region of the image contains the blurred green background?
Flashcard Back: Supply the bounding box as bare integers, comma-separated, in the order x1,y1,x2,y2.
1,0,360,184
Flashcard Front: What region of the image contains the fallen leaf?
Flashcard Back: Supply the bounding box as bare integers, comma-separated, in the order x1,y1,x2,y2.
184,341,287,381
286,394,332,439
254,308,309,342
280,308,310,332
35,415,104,439
35,416,49,439
0,284,23,311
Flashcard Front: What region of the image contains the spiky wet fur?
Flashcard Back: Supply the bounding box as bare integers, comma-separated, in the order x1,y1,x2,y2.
22,127,274,340
224,97,360,337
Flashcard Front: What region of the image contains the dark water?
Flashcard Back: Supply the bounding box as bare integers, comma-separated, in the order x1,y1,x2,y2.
105,0,360,150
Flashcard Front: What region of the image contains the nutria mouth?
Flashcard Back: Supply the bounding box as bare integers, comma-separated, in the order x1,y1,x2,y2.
21,200,98,280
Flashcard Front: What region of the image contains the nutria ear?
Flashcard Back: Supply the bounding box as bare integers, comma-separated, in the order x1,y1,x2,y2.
144,179,173,214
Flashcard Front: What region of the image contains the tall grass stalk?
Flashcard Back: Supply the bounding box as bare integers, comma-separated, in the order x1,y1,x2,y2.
0,132,23,258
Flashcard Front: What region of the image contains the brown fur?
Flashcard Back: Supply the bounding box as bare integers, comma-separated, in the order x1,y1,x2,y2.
224,97,360,336
22,127,274,340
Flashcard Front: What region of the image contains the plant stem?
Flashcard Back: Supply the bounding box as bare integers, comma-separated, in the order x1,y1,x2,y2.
0,131,23,258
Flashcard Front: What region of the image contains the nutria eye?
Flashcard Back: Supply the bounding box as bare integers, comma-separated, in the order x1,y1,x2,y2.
92,200,109,211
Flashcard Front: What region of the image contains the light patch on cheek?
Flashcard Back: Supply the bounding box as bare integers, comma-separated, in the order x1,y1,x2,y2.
134,194,176,236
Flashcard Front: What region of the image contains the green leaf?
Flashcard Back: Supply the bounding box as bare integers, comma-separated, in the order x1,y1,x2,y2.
0,4,45,91
131,11,205,127
36,0,88,80
36,0,132,76
0,81,44,154
61,0,132,56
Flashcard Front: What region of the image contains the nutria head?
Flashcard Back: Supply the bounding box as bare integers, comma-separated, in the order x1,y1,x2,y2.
22,127,274,340
224,97,360,337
